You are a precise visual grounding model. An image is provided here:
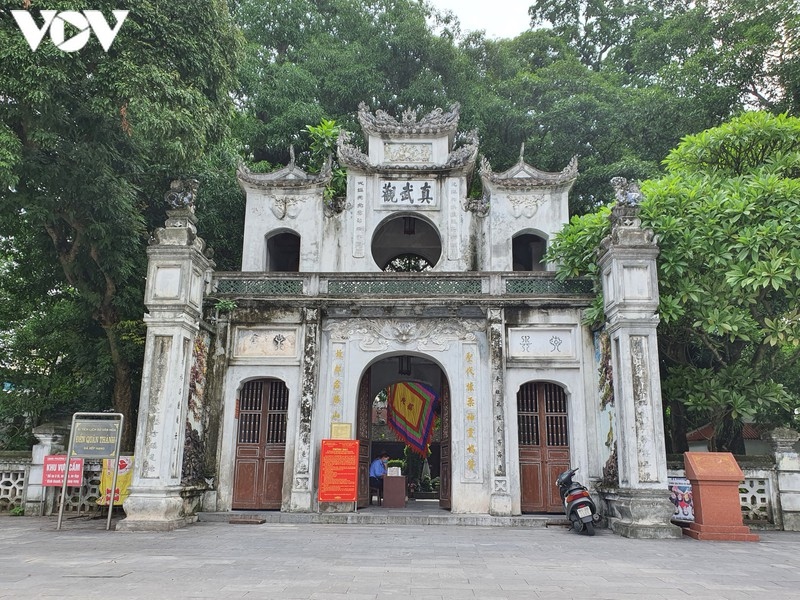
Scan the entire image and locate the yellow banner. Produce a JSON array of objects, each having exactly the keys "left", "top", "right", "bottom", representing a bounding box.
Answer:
[{"left": 97, "top": 456, "right": 133, "bottom": 506}]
